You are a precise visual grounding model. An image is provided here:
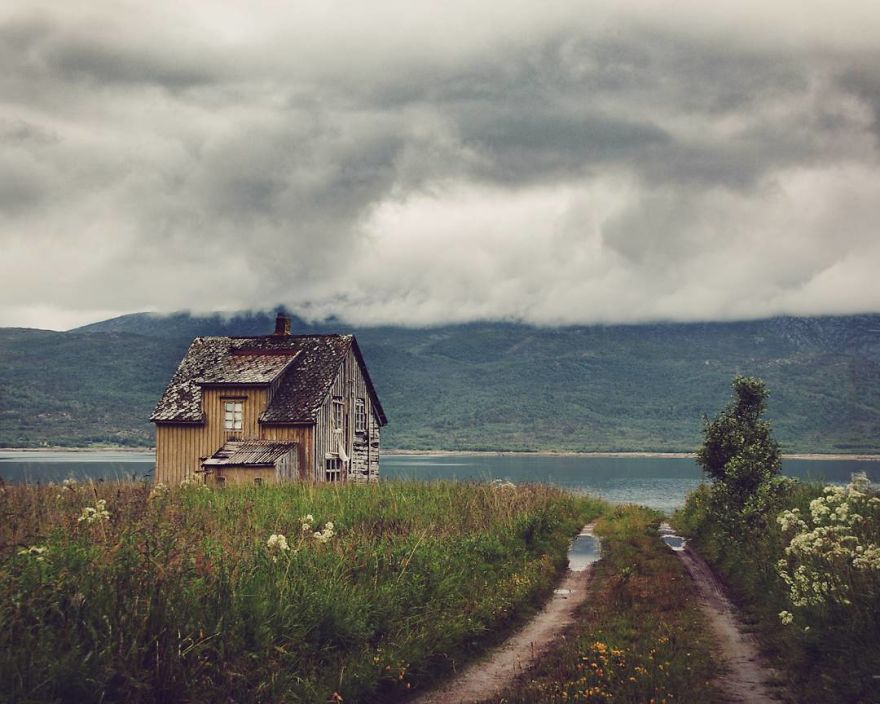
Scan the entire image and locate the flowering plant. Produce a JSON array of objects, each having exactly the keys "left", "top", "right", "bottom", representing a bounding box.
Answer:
[
  {"left": 313, "top": 522, "right": 335, "bottom": 544},
  {"left": 266, "top": 533, "right": 291, "bottom": 562},
  {"left": 17, "top": 545, "right": 48, "bottom": 562},
  {"left": 776, "top": 472, "right": 880, "bottom": 618},
  {"left": 78, "top": 499, "right": 110, "bottom": 525}
]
